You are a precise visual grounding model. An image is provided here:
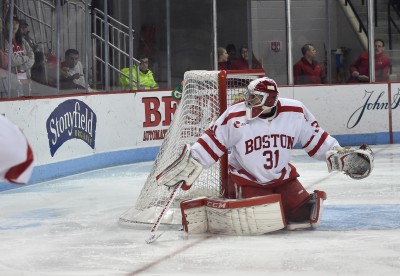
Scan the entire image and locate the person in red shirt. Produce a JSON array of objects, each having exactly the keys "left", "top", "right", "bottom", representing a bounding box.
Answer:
[
  {"left": 293, "top": 43, "right": 325, "bottom": 84},
  {"left": 217, "top": 47, "right": 229, "bottom": 70},
  {"left": 226, "top": 44, "right": 237, "bottom": 68},
  {"left": 231, "top": 47, "right": 249, "bottom": 70},
  {"left": 347, "top": 39, "right": 391, "bottom": 83}
]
